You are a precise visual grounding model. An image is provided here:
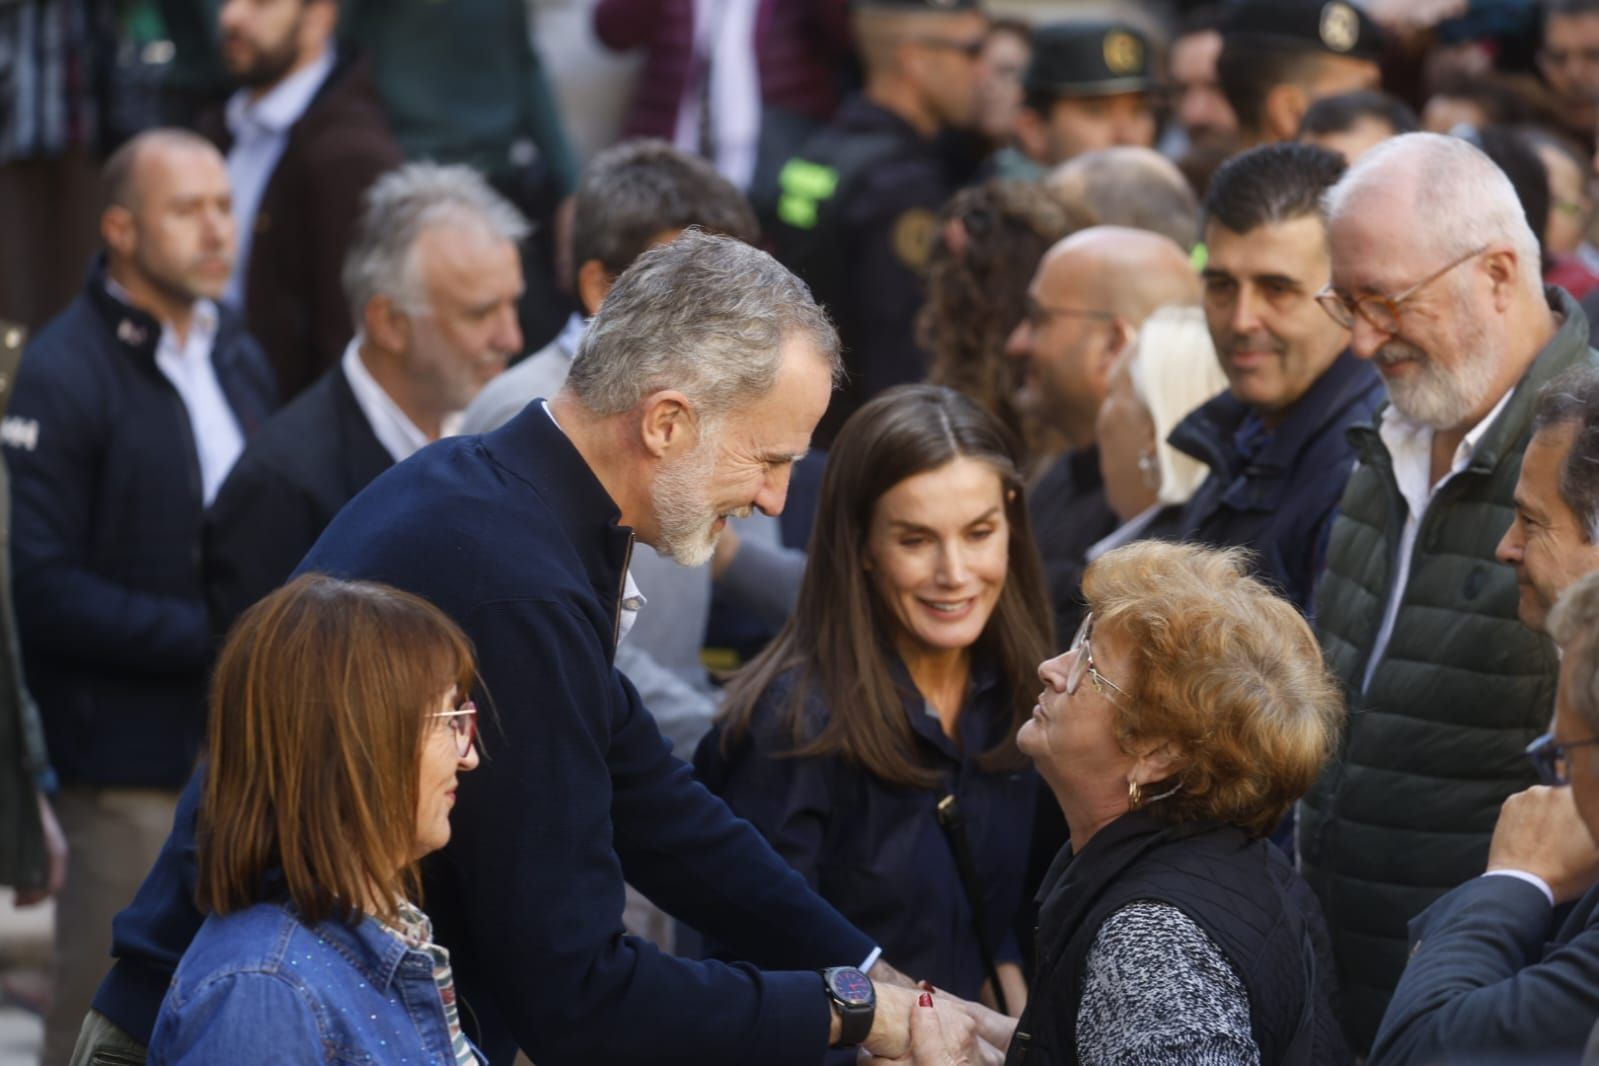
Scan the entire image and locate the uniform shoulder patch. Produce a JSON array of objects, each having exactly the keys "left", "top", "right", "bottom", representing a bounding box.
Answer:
[{"left": 891, "top": 208, "right": 938, "bottom": 273}]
